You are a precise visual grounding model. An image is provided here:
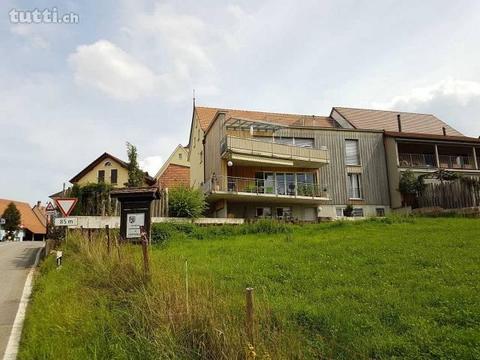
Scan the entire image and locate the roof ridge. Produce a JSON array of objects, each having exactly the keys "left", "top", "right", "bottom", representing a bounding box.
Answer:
[
  {"left": 334, "top": 106, "right": 436, "bottom": 117},
  {"left": 196, "top": 105, "right": 330, "bottom": 118},
  {"left": 0, "top": 198, "right": 30, "bottom": 206}
]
